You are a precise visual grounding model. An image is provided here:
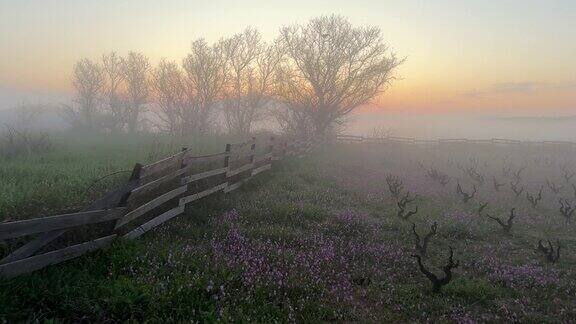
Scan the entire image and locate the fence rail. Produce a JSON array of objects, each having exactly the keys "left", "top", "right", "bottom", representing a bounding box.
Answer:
[{"left": 0, "top": 135, "right": 322, "bottom": 278}]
